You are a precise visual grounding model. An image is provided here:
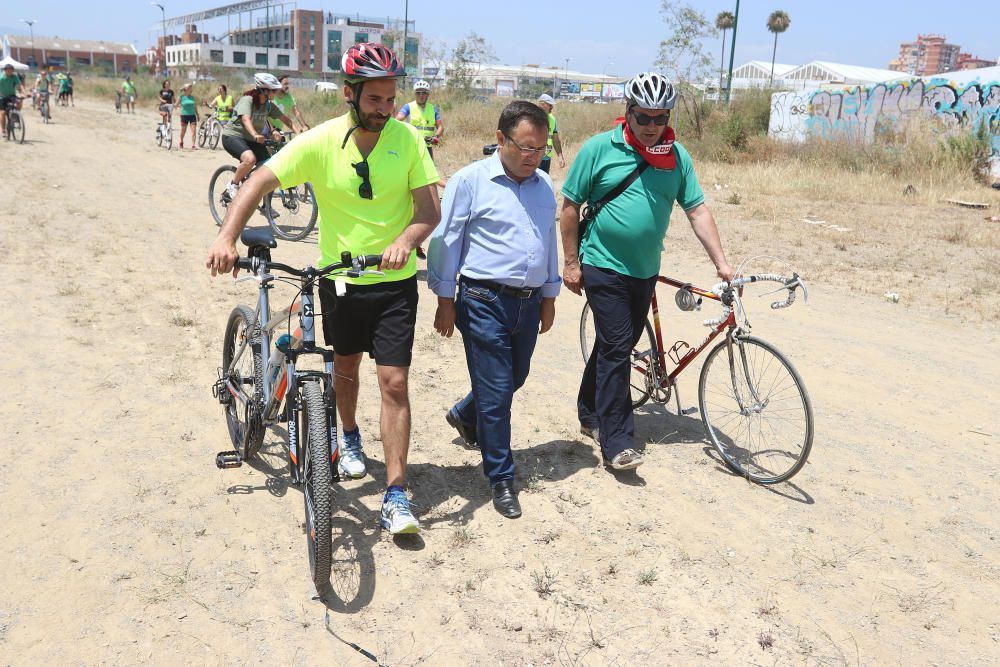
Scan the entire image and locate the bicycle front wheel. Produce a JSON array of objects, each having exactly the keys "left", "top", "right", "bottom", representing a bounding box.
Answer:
[
  {"left": 222, "top": 305, "right": 265, "bottom": 461},
  {"left": 579, "top": 300, "right": 658, "bottom": 410},
  {"left": 164, "top": 125, "right": 172, "bottom": 150},
  {"left": 301, "top": 379, "right": 333, "bottom": 594},
  {"left": 264, "top": 182, "right": 318, "bottom": 241},
  {"left": 698, "top": 335, "right": 813, "bottom": 484},
  {"left": 208, "top": 165, "right": 237, "bottom": 226},
  {"left": 197, "top": 120, "right": 208, "bottom": 147},
  {"left": 209, "top": 122, "right": 222, "bottom": 150},
  {"left": 10, "top": 111, "right": 25, "bottom": 144}
]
